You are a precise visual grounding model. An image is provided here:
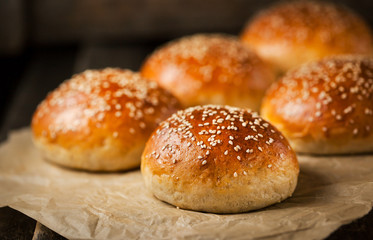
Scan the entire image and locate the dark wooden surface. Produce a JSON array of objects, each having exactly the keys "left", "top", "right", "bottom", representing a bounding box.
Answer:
[
  {"left": 2, "top": 0, "right": 373, "bottom": 55},
  {"left": 1, "top": 44, "right": 373, "bottom": 239}
]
